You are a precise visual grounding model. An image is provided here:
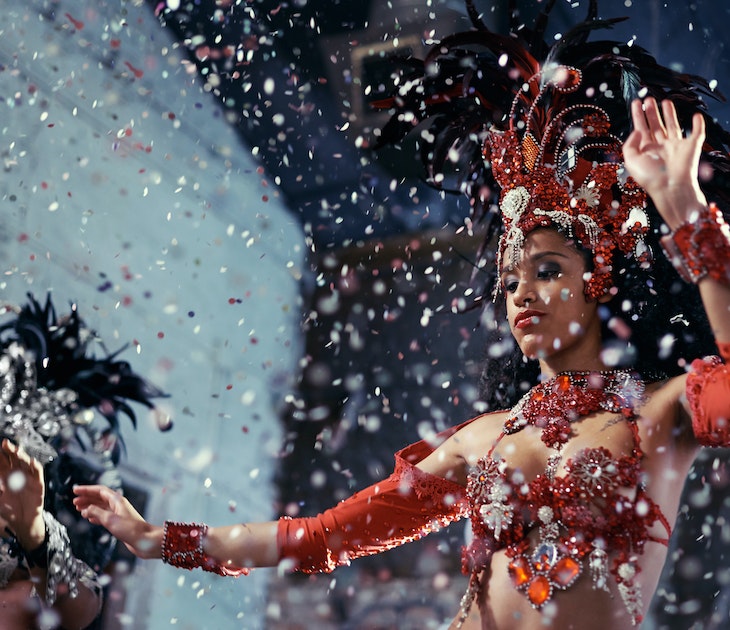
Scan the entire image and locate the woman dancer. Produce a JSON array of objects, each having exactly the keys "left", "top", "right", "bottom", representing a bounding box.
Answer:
[
  {"left": 73, "top": 4, "right": 730, "bottom": 628},
  {"left": 0, "top": 295, "right": 165, "bottom": 629}
]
